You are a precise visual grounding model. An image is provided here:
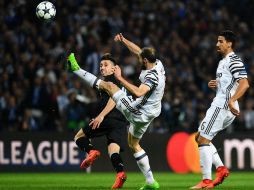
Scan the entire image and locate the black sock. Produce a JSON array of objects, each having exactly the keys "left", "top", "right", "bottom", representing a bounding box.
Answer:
[
  {"left": 110, "top": 153, "right": 124, "bottom": 173},
  {"left": 75, "top": 136, "right": 94, "bottom": 153}
]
